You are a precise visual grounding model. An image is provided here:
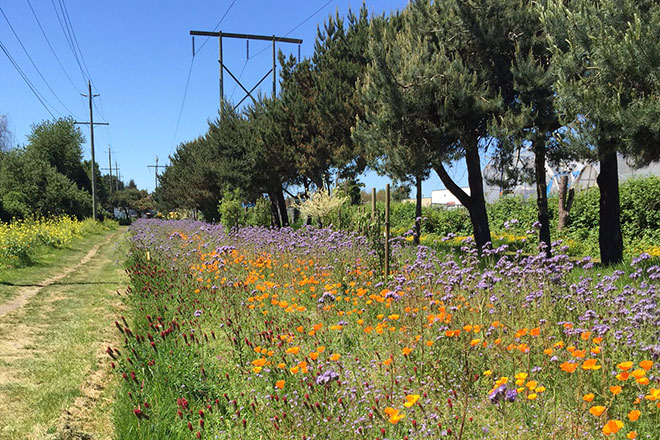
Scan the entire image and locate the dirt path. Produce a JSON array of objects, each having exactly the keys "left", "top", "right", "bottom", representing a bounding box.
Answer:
[
  {"left": 0, "top": 235, "right": 110, "bottom": 319},
  {"left": 0, "top": 228, "right": 127, "bottom": 440}
]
